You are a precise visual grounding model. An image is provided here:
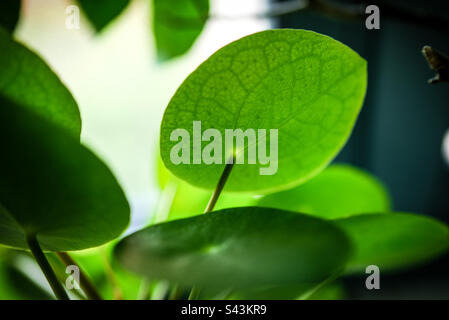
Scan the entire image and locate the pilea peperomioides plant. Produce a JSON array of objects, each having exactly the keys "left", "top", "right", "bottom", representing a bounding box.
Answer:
[
  {"left": 0, "top": 27, "right": 448, "bottom": 300},
  {"left": 114, "top": 30, "right": 449, "bottom": 299}
]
